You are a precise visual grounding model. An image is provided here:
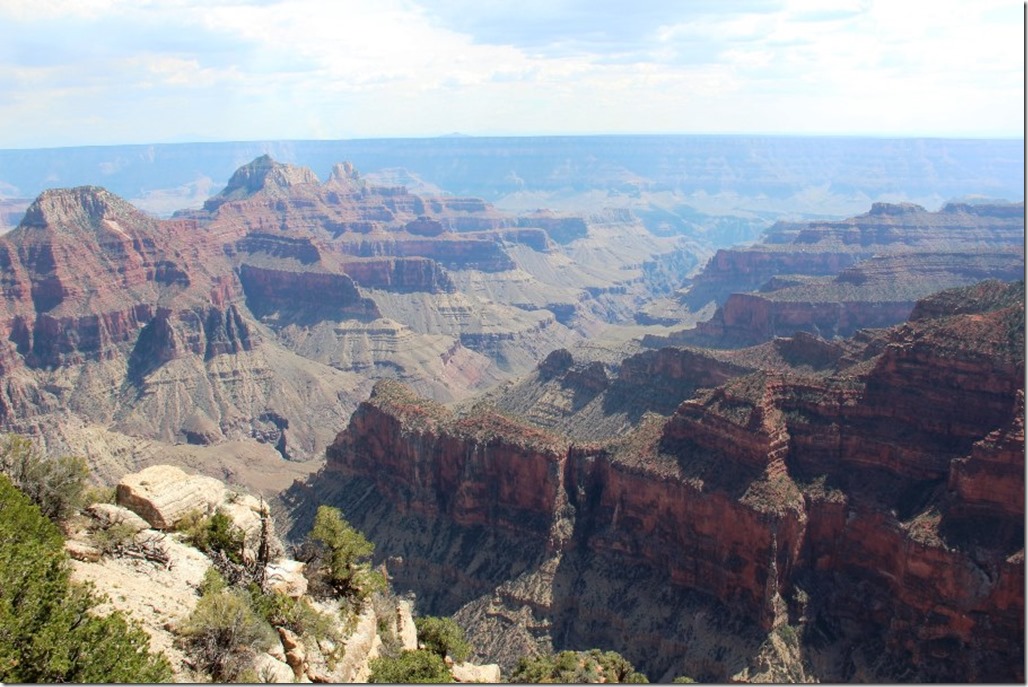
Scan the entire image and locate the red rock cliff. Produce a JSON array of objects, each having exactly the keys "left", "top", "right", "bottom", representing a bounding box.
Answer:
[{"left": 321, "top": 281, "right": 1024, "bottom": 681}]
